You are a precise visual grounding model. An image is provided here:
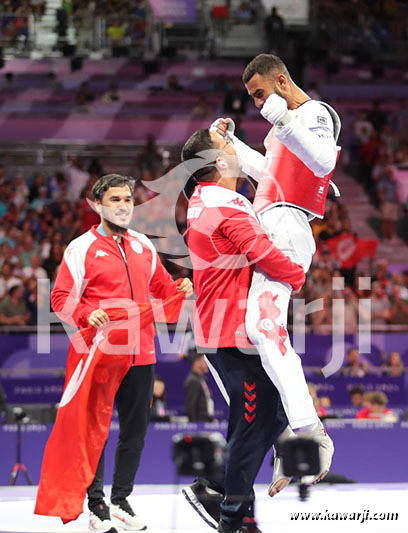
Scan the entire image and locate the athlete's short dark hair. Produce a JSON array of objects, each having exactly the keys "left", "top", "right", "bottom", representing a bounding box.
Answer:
[
  {"left": 92, "top": 174, "right": 135, "bottom": 201},
  {"left": 242, "top": 54, "right": 290, "bottom": 84},
  {"left": 181, "top": 129, "right": 218, "bottom": 182}
]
